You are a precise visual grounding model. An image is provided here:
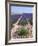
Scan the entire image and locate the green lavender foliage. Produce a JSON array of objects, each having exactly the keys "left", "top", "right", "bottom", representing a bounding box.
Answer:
[{"left": 16, "top": 27, "right": 29, "bottom": 36}]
